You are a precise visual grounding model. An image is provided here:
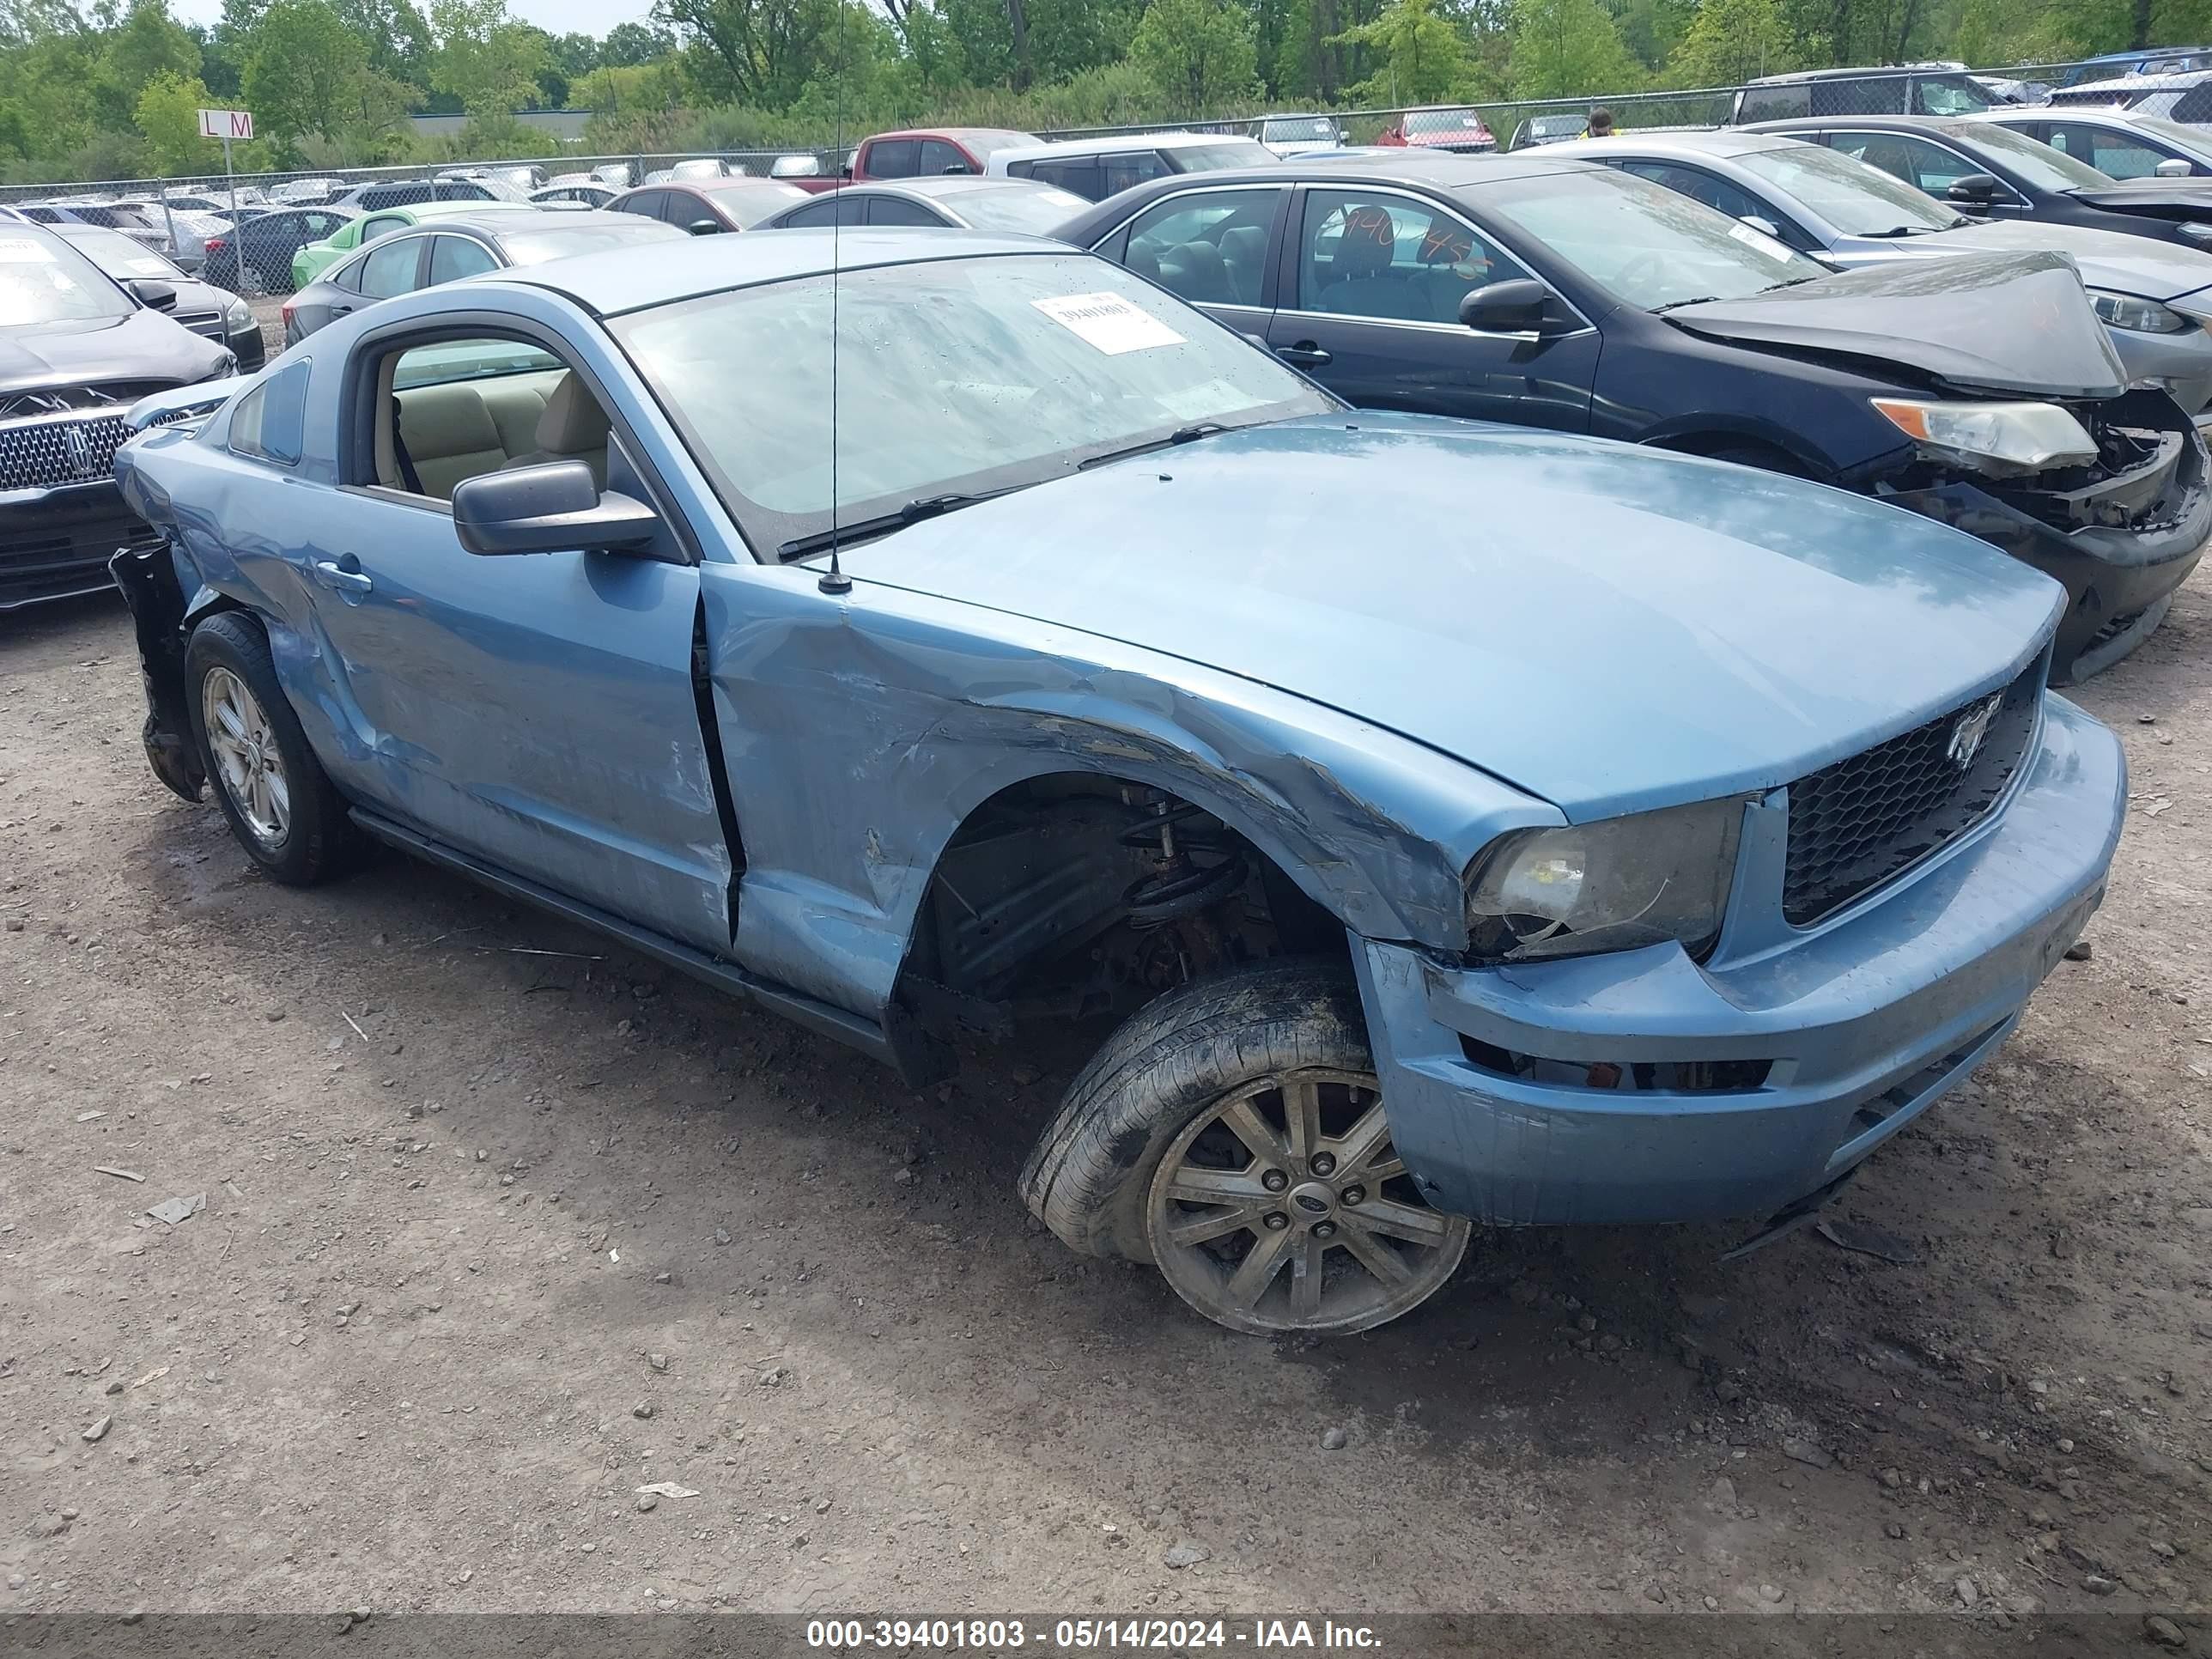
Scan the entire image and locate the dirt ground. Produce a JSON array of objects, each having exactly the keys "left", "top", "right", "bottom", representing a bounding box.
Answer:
[{"left": 2, "top": 538, "right": 2209, "bottom": 1631}]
